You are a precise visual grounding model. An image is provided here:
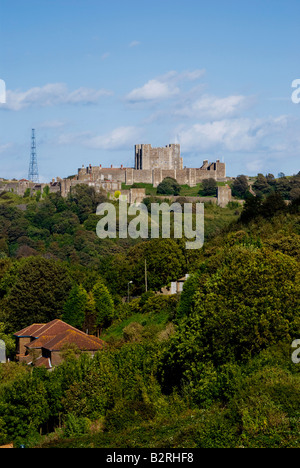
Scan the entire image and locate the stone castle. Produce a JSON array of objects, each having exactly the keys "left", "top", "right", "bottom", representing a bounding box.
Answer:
[
  {"left": 74, "top": 143, "right": 226, "bottom": 192},
  {"left": 0, "top": 144, "right": 229, "bottom": 204}
]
